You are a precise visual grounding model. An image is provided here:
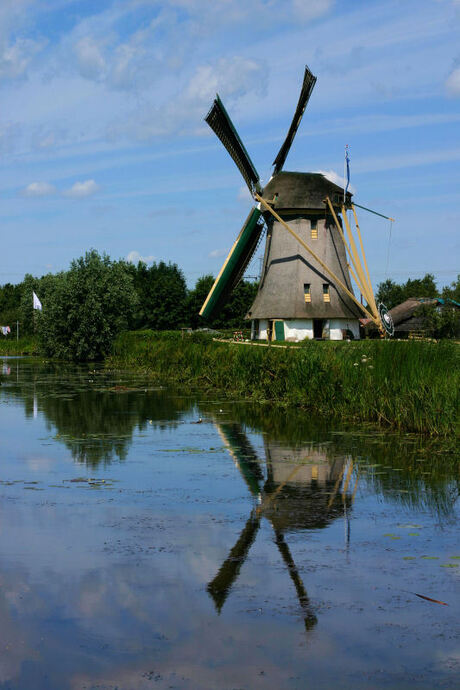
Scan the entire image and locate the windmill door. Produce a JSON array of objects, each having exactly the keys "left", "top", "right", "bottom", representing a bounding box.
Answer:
[{"left": 274, "top": 320, "right": 285, "bottom": 341}]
